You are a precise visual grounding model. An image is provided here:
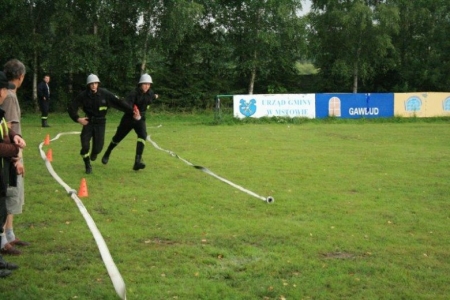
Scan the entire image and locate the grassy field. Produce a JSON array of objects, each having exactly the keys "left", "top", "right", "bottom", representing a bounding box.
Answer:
[{"left": 1, "top": 112, "right": 449, "bottom": 299}]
